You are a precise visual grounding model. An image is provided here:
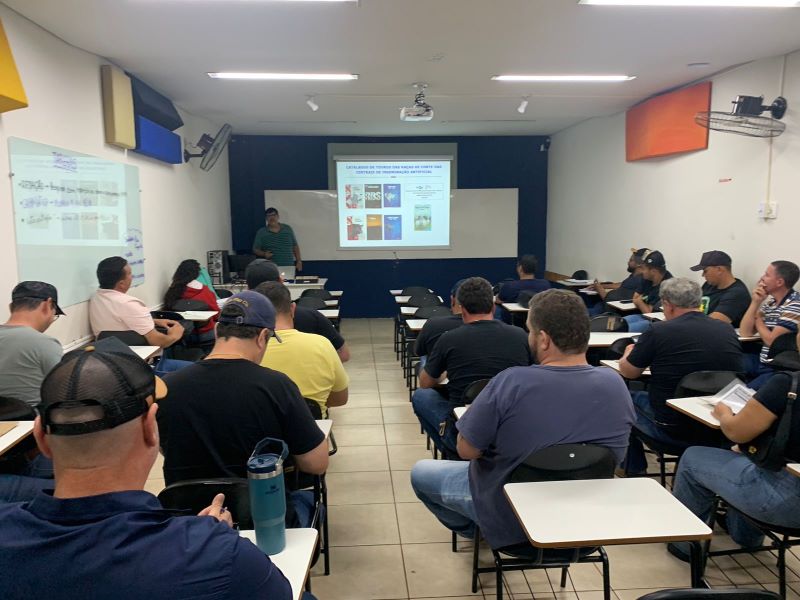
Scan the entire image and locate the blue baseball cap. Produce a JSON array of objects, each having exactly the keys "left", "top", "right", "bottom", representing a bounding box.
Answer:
[{"left": 218, "top": 291, "right": 282, "bottom": 341}]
